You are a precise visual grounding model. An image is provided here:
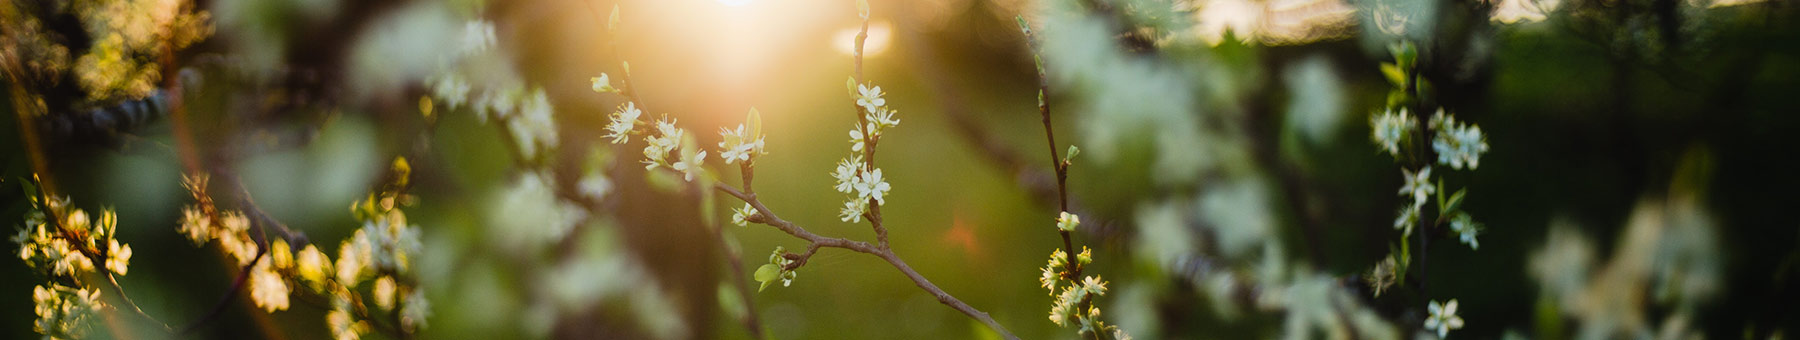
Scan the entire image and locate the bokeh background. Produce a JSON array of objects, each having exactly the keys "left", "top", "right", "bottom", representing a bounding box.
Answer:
[{"left": 3, "top": 0, "right": 1798, "bottom": 339}]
